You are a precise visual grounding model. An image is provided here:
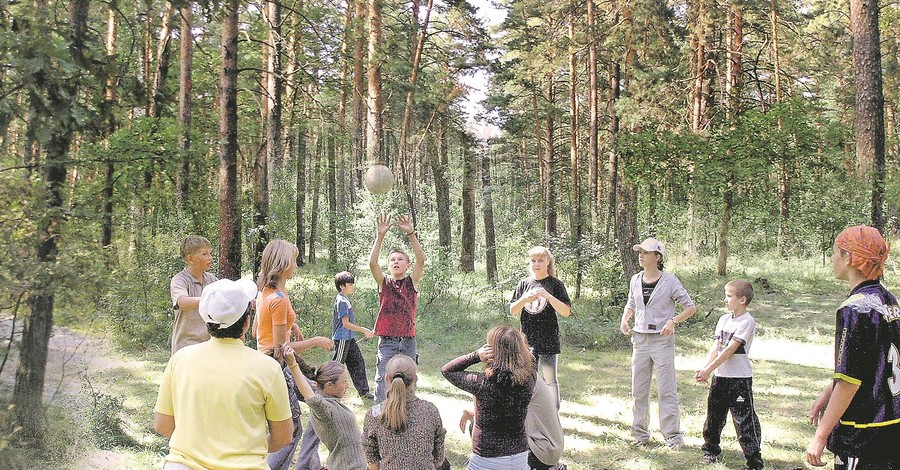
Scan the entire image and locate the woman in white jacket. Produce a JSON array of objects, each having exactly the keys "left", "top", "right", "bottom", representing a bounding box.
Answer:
[{"left": 619, "top": 237, "right": 697, "bottom": 449}]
